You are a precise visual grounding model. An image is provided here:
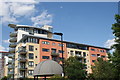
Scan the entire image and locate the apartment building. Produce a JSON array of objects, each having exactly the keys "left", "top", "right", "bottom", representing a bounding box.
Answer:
[
  {"left": 8, "top": 24, "right": 109, "bottom": 79},
  {"left": 0, "top": 51, "right": 10, "bottom": 79}
]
